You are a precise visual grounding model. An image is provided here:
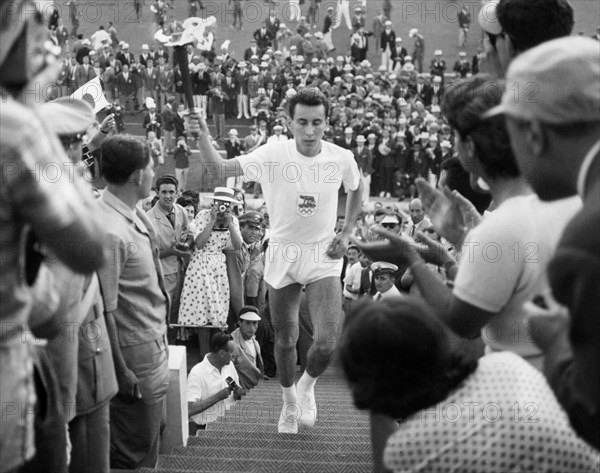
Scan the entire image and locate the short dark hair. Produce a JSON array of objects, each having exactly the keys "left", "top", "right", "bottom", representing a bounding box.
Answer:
[
  {"left": 441, "top": 157, "right": 492, "bottom": 214},
  {"left": 100, "top": 134, "right": 150, "bottom": 185},
  {"left": 209, "top": 332, "right": 233, "bottom": 354},
  {"left": 497, "top": 0, "right": 574, "bottom": 54},
  {"left": 340, "top": 298, "right": 478, "bottom": 419},
  {"left": 287, "top": 88, "right": 330, "bottom": 120},
  {"left": 442, "top": 75, "right": 520, "bottom": 180},
  {"left": 155, "top": 174, "right": 179, "bottom": 191},
  {"left": 176, "top": 195, "right": 197, "bottom": 213}
]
